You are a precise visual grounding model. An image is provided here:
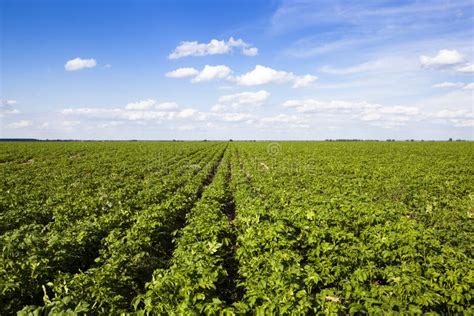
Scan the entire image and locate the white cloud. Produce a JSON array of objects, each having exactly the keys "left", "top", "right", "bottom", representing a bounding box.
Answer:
[
  {"left": 283, "top": 98, "right": 420, "bottom": 128},
  {"left": 283, "top": 99, "right": 378, "bottom": 112},
  {"left": 165, "top": 67, "right": 199, "bottom": 78},
  {"left": 1, "top": 100, "right": 17, "bottom": 106},
  {"left": 192, "top": 65, "right": 232, "bottom": 83},
  {"left": 456, "top": 63, "right": 474, "bottom": 73},
  {"left": 429, "top": 108, "right": 474, "bottom": 127},
  {"left": 125, "top": 99, "right": 157, "bottom": 110},
  {"left": 378, "top": 106, "right": 419, "bottom": 115},
  {"left": 98, "top": 121, "right": 122, "bottom": 128},
  {"left": 453, "top": 120, "right": 474, "bottom": 127},
  {"left": 233, "top": 65, "right": 317, "bottom": 88},
  {"left": 432, "top": 82, "right": 464, "bottom": 88},
  {"left": 0, "top": 99, "right": 20, "bottom": 117},
  {"left": 168, "top": 37, "right": 258, "bottom": 59},
  {"left": 8, "top": 120, "right": 32, "bottom": 128},
  {"left": 62, "top": 120, "right": 80, "bottom": 127},
  {"left": 234, "top": 65, "right": 292, "bottom": 86},
  {"left": 166, "top": 64, "right": 315, "bottom": 87},
  {"left": 242, "top": 47, "right": 258, "bottom": 56},
  {"left": 64, "top": 57, "right": 97, "bottom": 71},
  {"left": 431, "top": 109, "right": 474, "bottom": 119},
  {"left": 156, "top": 102, "right": 179, "bottom": 111},
  {"left": 62, "top": 99, "right": 204, "bottom": 123},
  {"left": 258, "top": 114, "right": 309, "bottom": 129},
  {"left": 431, "top": 82, "right": 474, "bottom": 90},
  {"left": 420, "top": 49, "right": 465, "bottom": 67},
  {"left": 218, "top": 112, "right": 254, "bottom": 122},
  {"left": 292, "top": 74, "right": 318, "bottom": 88},
  {"left": 63, "top": 107, "right": 176, "bottom": 121},
  {"left": 260, "top": 114, "right": 306, "bottom": 124},
  {"left": 177, "top": 108, "right": 197, "bottom": 118},
  {"left": 359, "top": 106, "right": 419, "bottom": 125},
  {"left": 217, "top": 90, "right": 270, "bottom": 109},
  {"left": 123, "top": 111, "right": 176, "bottom": 121},
  {"left": 463, "top": 83, "right": 474, "bottom": 90},
  {"left": 210, "top": 104, "right": 225, "bottom": 112}
]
